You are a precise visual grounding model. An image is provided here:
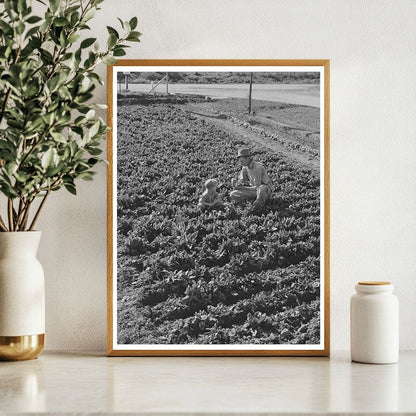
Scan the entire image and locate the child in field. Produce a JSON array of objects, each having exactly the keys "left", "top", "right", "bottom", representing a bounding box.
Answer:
[{"left": 198, "top": 179, "right": 223, "bottom": 211}]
